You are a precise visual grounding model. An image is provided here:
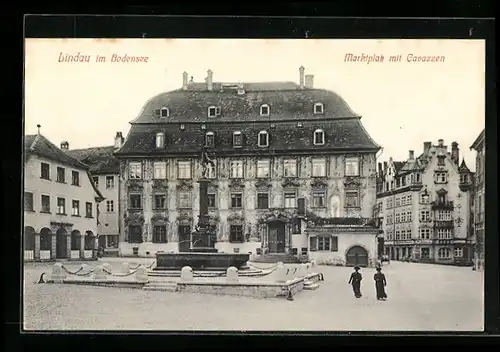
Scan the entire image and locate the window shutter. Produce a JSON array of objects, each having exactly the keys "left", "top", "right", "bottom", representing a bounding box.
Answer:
[
  {"left": 309, "top": 236, "right": 317, "bottom": 251},
  {"left": 331, "top": 236, "right": 338, "bottom": 252}
]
